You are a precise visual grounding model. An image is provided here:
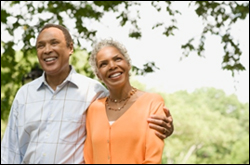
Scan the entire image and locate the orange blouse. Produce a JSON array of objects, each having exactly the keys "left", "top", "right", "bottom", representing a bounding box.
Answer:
[{"left": 84, "top": 93, "right": 165, "bottom": 164}]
